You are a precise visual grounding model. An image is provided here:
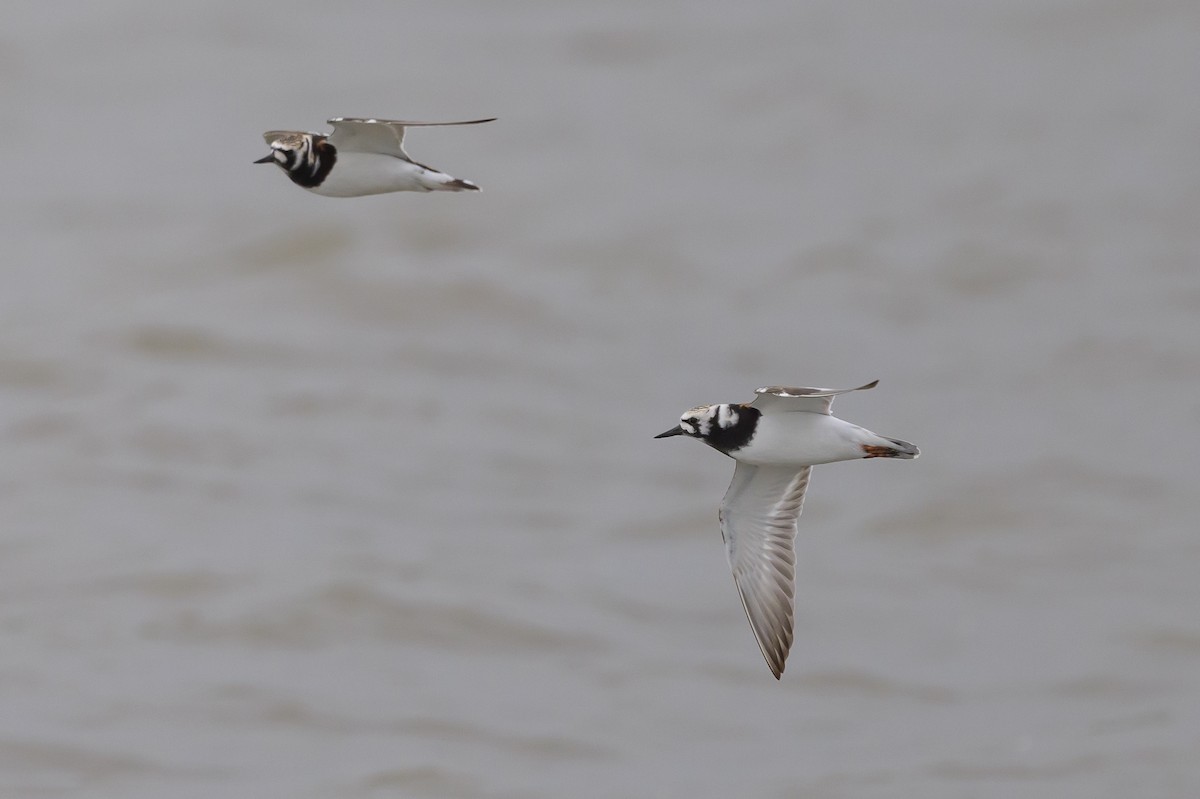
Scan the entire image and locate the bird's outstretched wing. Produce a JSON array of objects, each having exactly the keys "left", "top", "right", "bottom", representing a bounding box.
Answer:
[
  {"left": 719, "top": 462, "right": 812, "bottom": 678},
  {"left": 326, "top": 117, "right": 496, "bottom": 159},
  {"left": 750, "top": 380, "right": 878, "bottom": 415}
]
